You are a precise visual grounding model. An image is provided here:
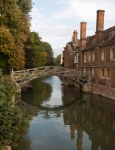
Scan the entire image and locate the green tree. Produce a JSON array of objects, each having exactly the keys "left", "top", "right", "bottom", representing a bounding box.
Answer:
[
  {"left": 0, "top": 0, "right": 32, "bottom": 70},
  {"left": 25, "top": 32, "right": 48, "bottom": 68},
  {"left": 53, "top": 54, "right": 61, "bottom": 66},
  {"left": 0, "top": 26, "right": 16, "bottom": 71},
  {"left": 25, "top": 32, "right": 54, "bottom": 68},
  {"left": 42, "top": 41, "right": 54, "bottom": 66}
]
